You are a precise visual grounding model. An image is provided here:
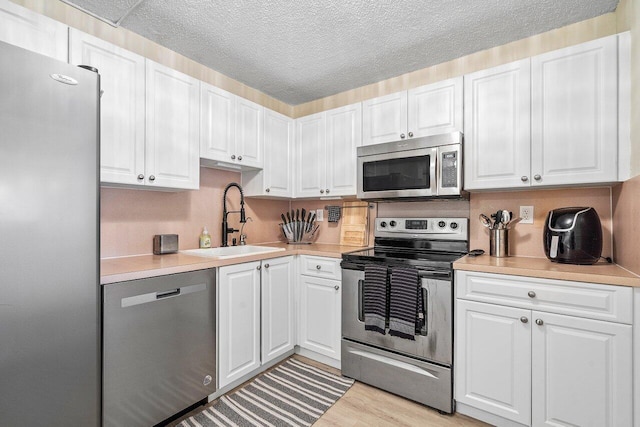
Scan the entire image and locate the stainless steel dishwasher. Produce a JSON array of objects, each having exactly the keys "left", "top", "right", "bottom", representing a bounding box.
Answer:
[{"left": 103, "top": 269, "right": 216, "bottom": 427}]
